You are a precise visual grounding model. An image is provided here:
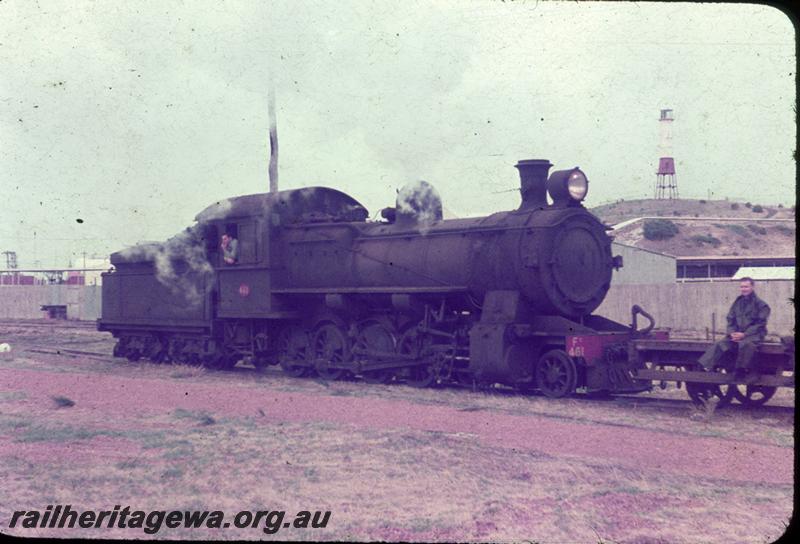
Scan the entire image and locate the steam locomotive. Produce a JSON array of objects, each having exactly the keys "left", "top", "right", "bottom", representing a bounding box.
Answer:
[{"left": 98, "top": 159, "right": 652, "bottom": 398}]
